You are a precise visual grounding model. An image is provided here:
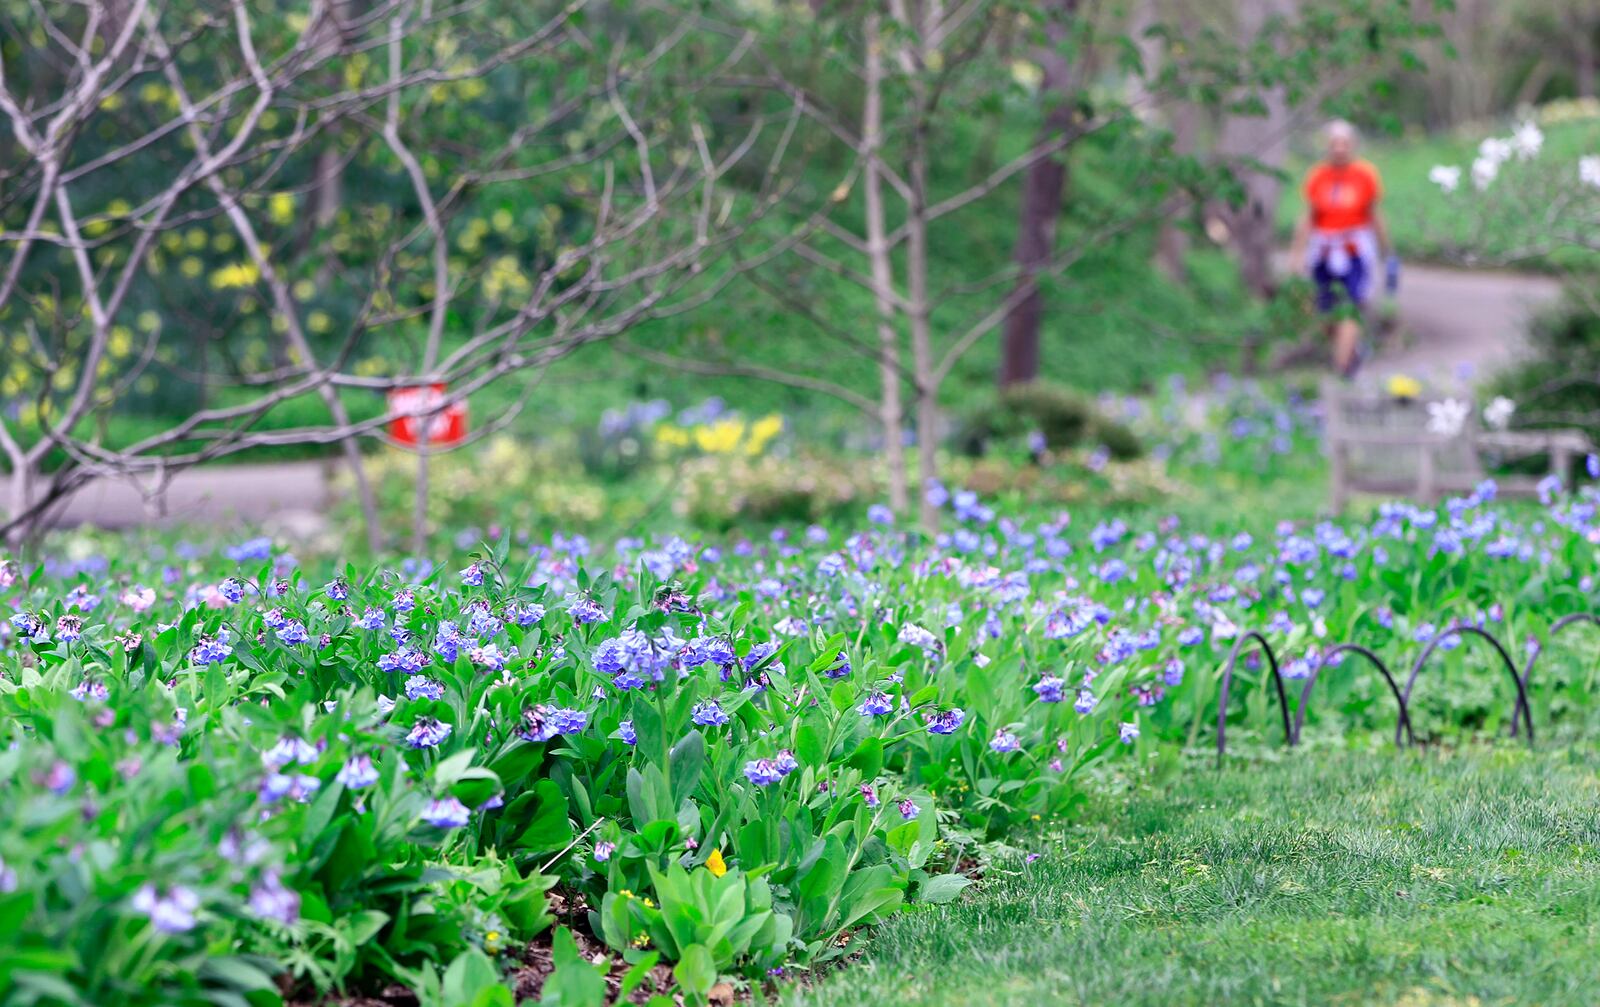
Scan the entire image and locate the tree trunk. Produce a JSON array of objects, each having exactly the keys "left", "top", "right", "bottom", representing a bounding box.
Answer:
[
  {"left": 4, "top": 459, "right": 36, "bottom": 548},
  {"left": 862, "top": 15, "right": 909, "bottom": 515},
  {"left": 1577, "top": 24, "right": 1597, "bottom": 100},
  {"left": 907, "top": 122, "right": 939, "bottom": 531},
  {"left": 1514, "top": 58, "right": 1555, "bottom": 109},
  {"left": 1217, "top": 0, "right": 1295, "bottom": 301},
  {"left": 1153, "top": 103, "right": 1197, "bottom": 284},
  {"left": 998, "top": 0, "right": 1079, "bottom": 389}
]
